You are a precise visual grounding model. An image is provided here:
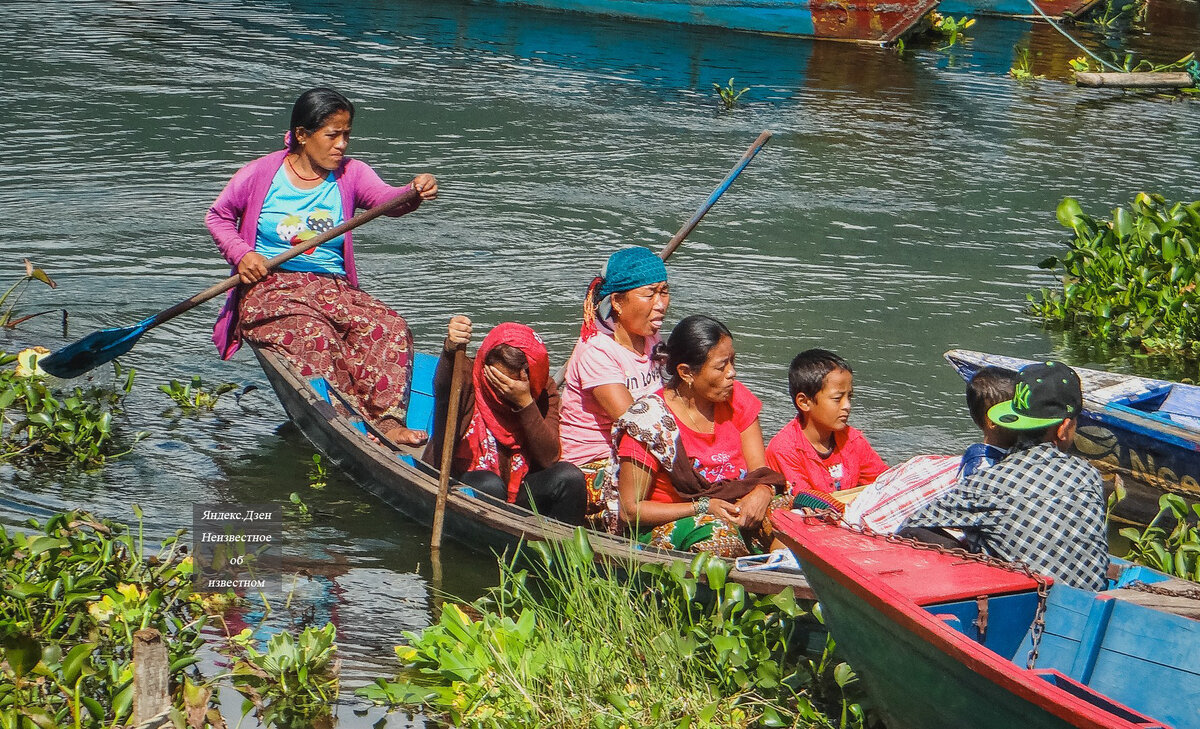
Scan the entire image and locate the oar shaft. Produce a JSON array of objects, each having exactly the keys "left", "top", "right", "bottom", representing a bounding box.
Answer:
[
  {"left": 432, "top": 346, "right": 468, "bottom": 550},
  {"left": 148, "top": 188, "right": 420, "bottom": 328},
  {"left": 658, "top": 129, "right": 772, "bottom": 262}
]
